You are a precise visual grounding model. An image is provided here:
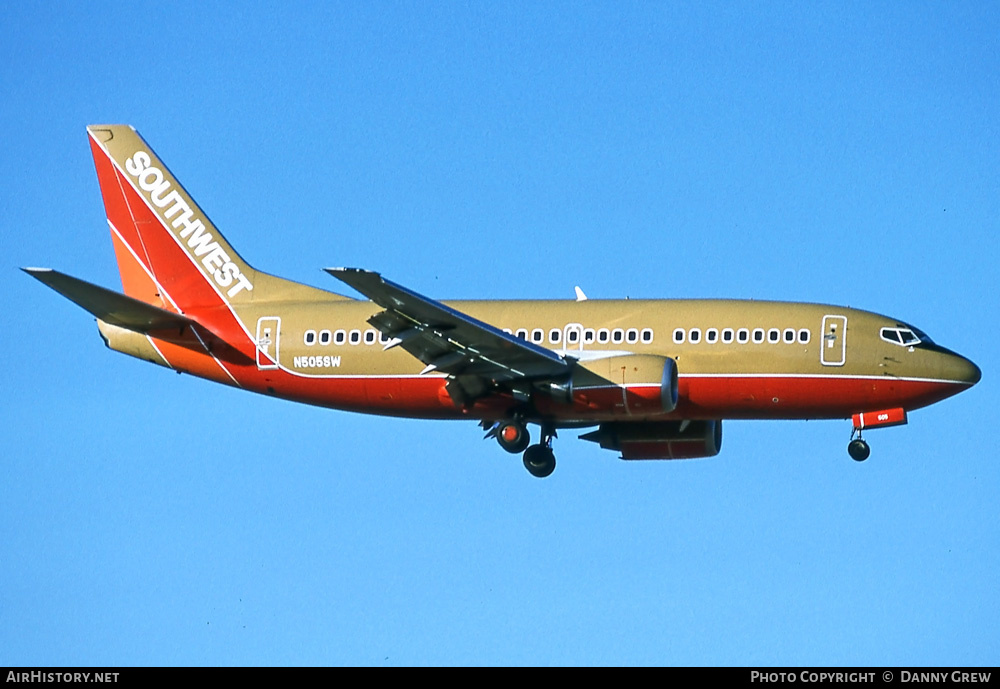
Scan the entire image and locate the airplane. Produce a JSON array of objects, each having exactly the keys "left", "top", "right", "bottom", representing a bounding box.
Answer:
[{"left": 24, "top": 125, "right": 981, "bottom": 477}]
